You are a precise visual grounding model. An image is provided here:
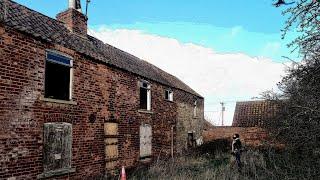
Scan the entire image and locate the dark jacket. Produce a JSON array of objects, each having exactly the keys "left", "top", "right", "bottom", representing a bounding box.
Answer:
[{"left": 232, "top": 138, "right": 242, "bottom": 153}]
